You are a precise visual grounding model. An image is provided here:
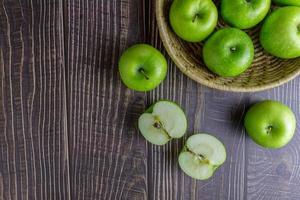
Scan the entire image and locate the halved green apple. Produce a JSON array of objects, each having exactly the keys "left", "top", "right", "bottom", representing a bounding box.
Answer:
[
  {"left": 179, "top": 134, "right": 226, "bottom": 180},
  {"left": 138, "top": 101, "right": 187, "bottom": 145}
]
